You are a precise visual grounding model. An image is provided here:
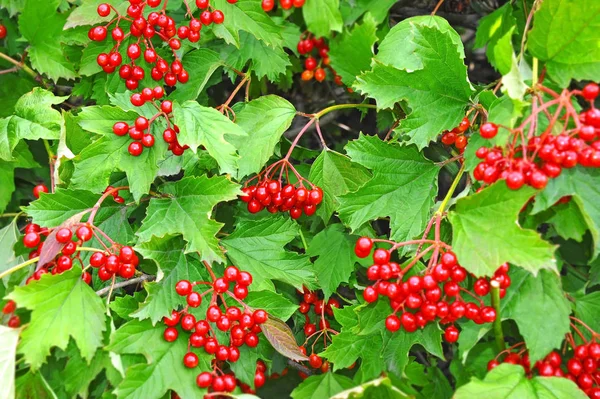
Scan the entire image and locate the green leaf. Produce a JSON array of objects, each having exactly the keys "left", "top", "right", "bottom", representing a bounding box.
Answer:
[
  {"left": 110, "top": 291, "right": 146, "bottom": 320},
  {"left": 0, "top": 75, "right": 36, "bottom": 119},
  {"left": 169, "top": 49, "right": 223, "bottom": 102},
  {"left": 547, "top": 201, "right": 588, "bottom": 242},
  {"left": 230, "top": 95, "right": 296, "bottom": 179},
  {"left": 19, "top": 0, "right": 77, "bottom": 81},
  {"left": 222, "top": 215, "right": 316, "bottom": 290},
  {"left": 25, "top": 188, "right": 100, "bottom": 227},
  {"left": 573, "top": 291, "right": 600, "bottom": 334},
  {"left": 338, "top": 135, "right": 439, "bottom": 243},
  {"left": 329, "top": 14, "right": 377, "bottom": 86},
  {"left": 76, "top": 105, "right": 138, "bottom": 136},
  {"left": 321, "top": 330, "right": 383, "bottom": 372},
  {"left": 15, "top": 371, "right": 57, "bottom": 399},
  {"left": 308, "top": 150, "right": 371, "bottom": 223},
  {"left": 7, "top": 268, "right": 106, "bottom": 370},
  {"left": 532, "top": 167, "right": 600, "bottom": 259},
  {"left": 528, "top": 0, "right": 600, "bottom": 87},
  {"left": 136, "top": 175, "right": 240, "bottom": 263},
  {"left": 308, "top": 224, "right": 357, "bottom": 299},
  {"left": 291, "top": 373, "right": 355, "bottom": 399},
  {"left": 107, "top": 319, "right": 212, "bottom": 399},
  {"left": 454, "top": 363, "right": 588, "bottom": 399},
  {"left": 172, "top": 101, "right": 246, "bottom": 175},
  {"left": 221, "top": 32, "right": 291, "bottom": 82},
  {"left": 503, "top": 269, "right": 571, "bottom": 363},
  {"left": 211, "top": 0, "right": 284, "bottom": 49},
  {"left": 1, "top": 88, "right": 67, "bottom": 160},
  {"left": 63, "top": 350, "right": 110, "bottom": 399},
  {"left": 0, "top": 161, "right": 16, "bottom": 214},
  {"left": 0, "top": 325, "right": 20, "bottom": 399},
  {"left": 71, "top": 131, "right": 164, "bottom": 202},
  {"left": 376, "top": 16, "right": 464, "bottom": 72},
  {"left": 0, "top": 220, "right": 24, "bottom": 287},
  {"left": 340, "top": 1, "right": 397, "bottom": 25},
  {"left": 302, "top": 0, "right": 343, "bottom": 38},
  {"left": 449, "top": 183, "right": 556, "bottom": 276},
  {"left": 64, "top": 0, "right": 125, "bottom": 29},
  {"left": 329, "top": 376, "right": 412, "bottom": 399},
  {"left": 244, "top": 290, "right": 298, "bottom": 321},
  {"left": 355, "top": 18, "right": 474, "bottom": 149},
  {"left": 383, "top": 323, "right": 444, "bottom": 378},
  {"left": 132, "top": 236, "right": 206, "bottom": 324}
]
